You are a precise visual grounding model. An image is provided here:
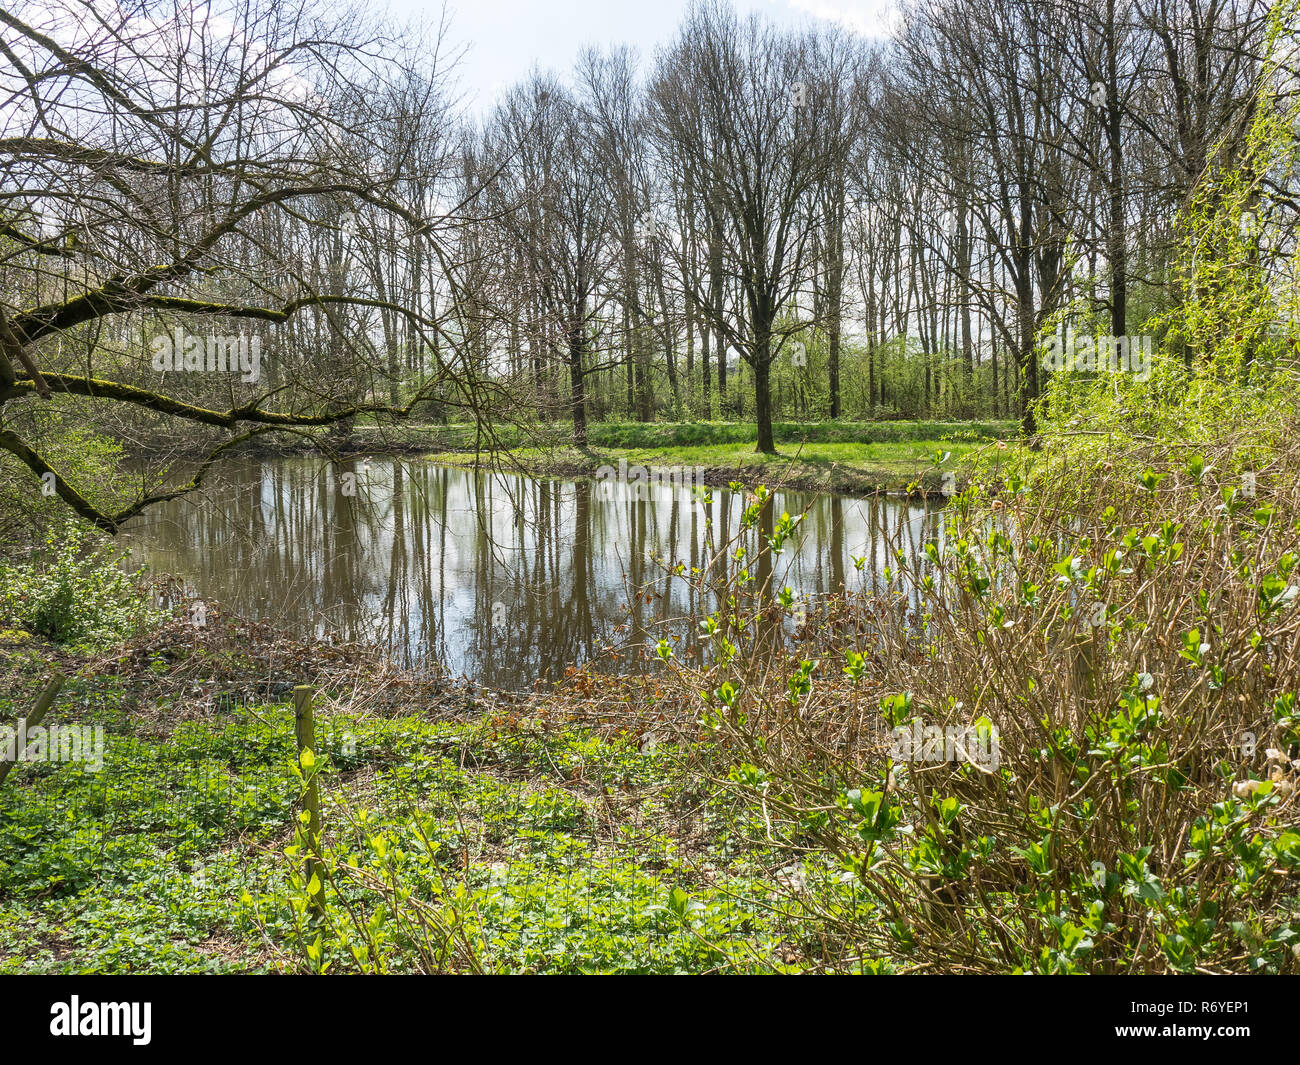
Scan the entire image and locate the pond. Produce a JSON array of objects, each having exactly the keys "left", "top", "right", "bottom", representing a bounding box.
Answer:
[{"left": 119, "top": 456, "right": 941, "bottom": 690}]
